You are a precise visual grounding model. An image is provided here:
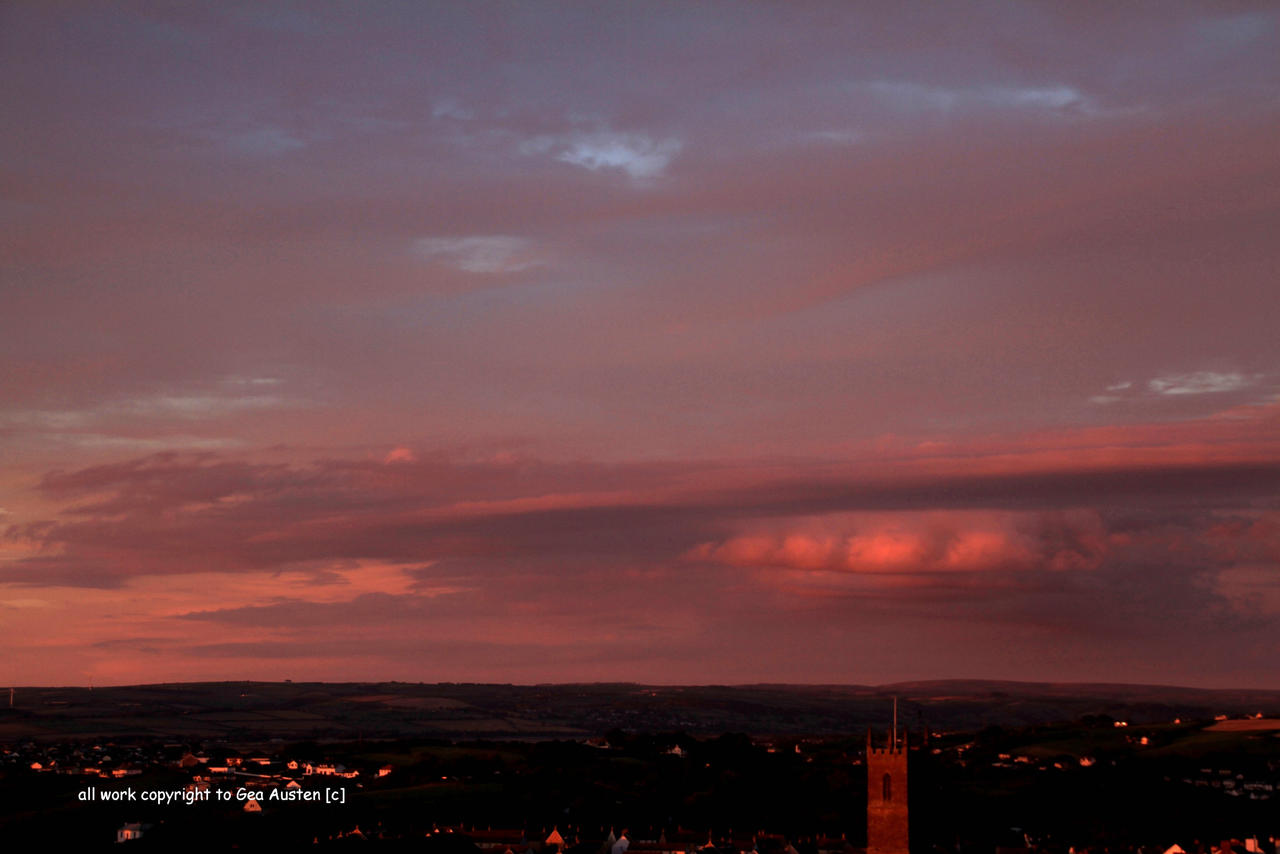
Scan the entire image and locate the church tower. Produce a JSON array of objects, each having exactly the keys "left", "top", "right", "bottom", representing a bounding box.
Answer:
[{"left": 866, "top": 700, "right": 908, "bottom": 854}]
